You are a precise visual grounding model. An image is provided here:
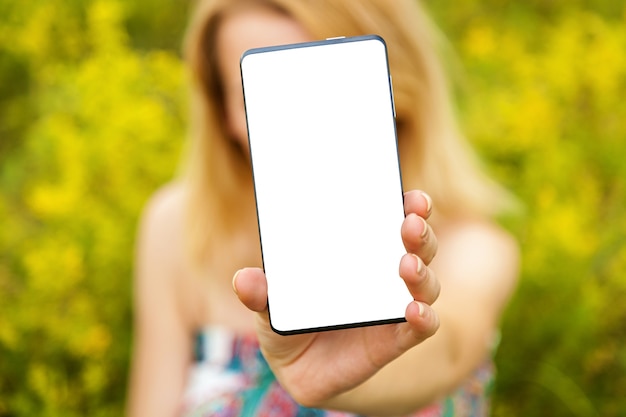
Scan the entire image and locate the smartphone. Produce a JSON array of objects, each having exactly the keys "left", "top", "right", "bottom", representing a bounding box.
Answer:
[{"left": 241, "top": 35, "right": 411, "bottom": 334}]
